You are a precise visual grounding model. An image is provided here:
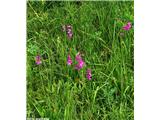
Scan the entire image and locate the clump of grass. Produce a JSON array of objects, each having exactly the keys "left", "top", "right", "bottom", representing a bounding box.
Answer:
[{"left": 27, "top": 1, "right": 134, "bottom": 120}]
